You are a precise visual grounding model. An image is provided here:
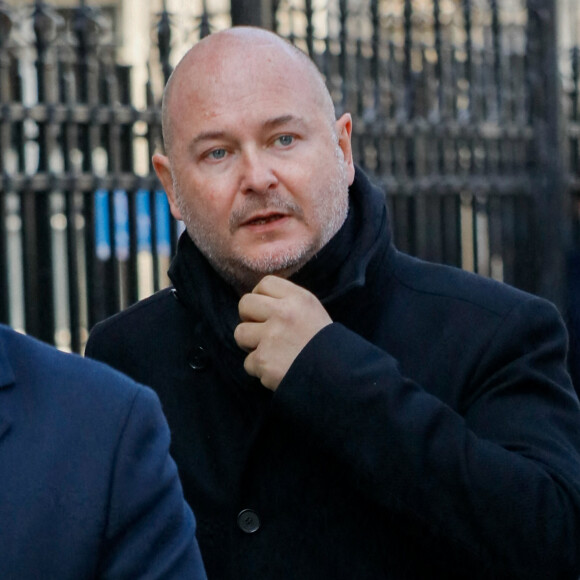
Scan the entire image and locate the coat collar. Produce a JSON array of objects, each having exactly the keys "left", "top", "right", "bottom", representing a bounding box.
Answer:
[{"left": 289, "top": 167, "right": 391, "bottom": 304}]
